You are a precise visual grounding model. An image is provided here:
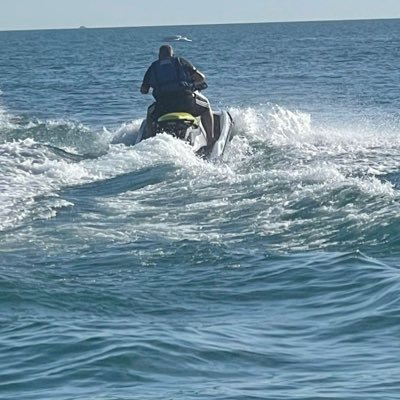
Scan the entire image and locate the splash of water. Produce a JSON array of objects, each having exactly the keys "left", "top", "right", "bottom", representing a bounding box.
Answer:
[{"left": 1, "top": 104, "right": 400, "bottom": 254}]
